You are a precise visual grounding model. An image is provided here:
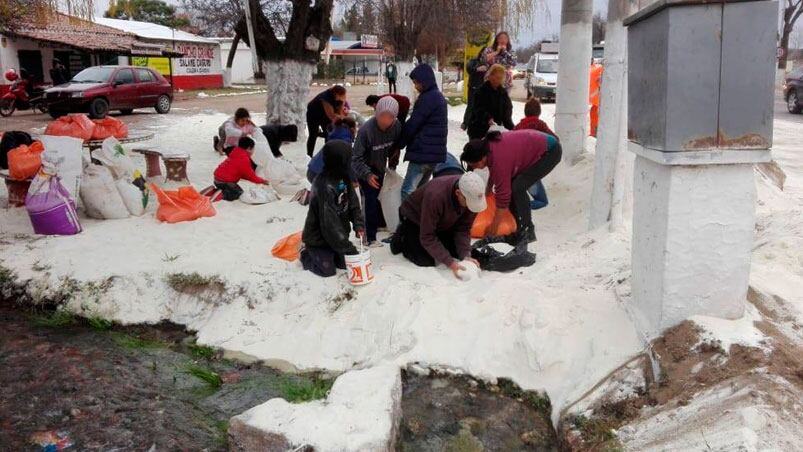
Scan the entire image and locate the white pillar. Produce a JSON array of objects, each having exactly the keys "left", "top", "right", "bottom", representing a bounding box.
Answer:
[
  {"left": 629, "top": 146, "right": 769, "bottom": 333},
  {"left": 242, "top": 0, "right": 260, "bottom": 78},
  {"left": 555, "top": 0, "right": 593, "bottom": 165}
]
